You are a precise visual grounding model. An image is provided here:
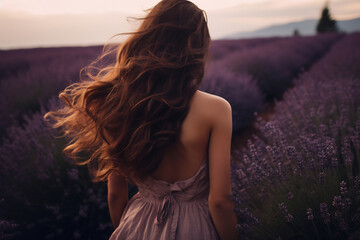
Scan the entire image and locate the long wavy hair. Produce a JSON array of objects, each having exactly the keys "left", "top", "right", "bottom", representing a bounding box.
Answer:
[{"left": 44, "top": 0, "right": 210, "bottom": 182}]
